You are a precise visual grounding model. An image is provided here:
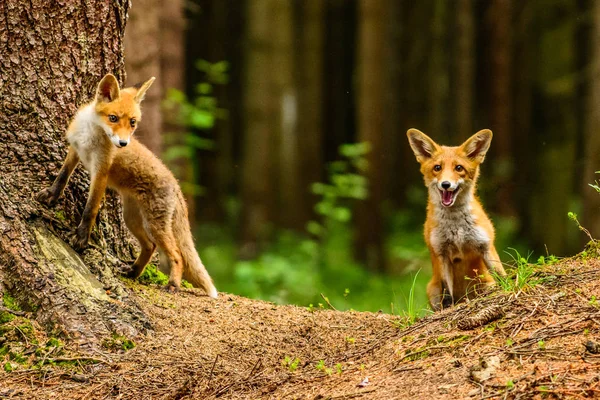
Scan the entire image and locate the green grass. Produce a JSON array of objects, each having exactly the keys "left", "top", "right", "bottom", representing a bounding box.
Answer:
[{"left": 493, "top": 248, "right": 551, "bottom": 293}]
